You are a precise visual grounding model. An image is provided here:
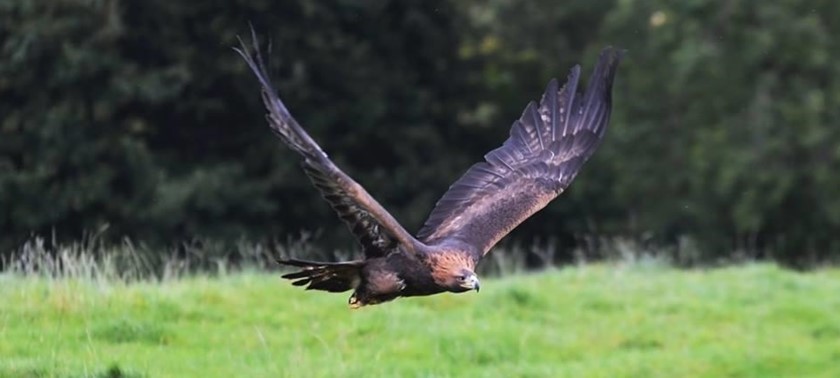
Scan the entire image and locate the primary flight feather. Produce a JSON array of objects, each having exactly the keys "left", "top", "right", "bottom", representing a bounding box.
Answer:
[{"left": 235, "top": 31, "right": 622, "bottom": 308}]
